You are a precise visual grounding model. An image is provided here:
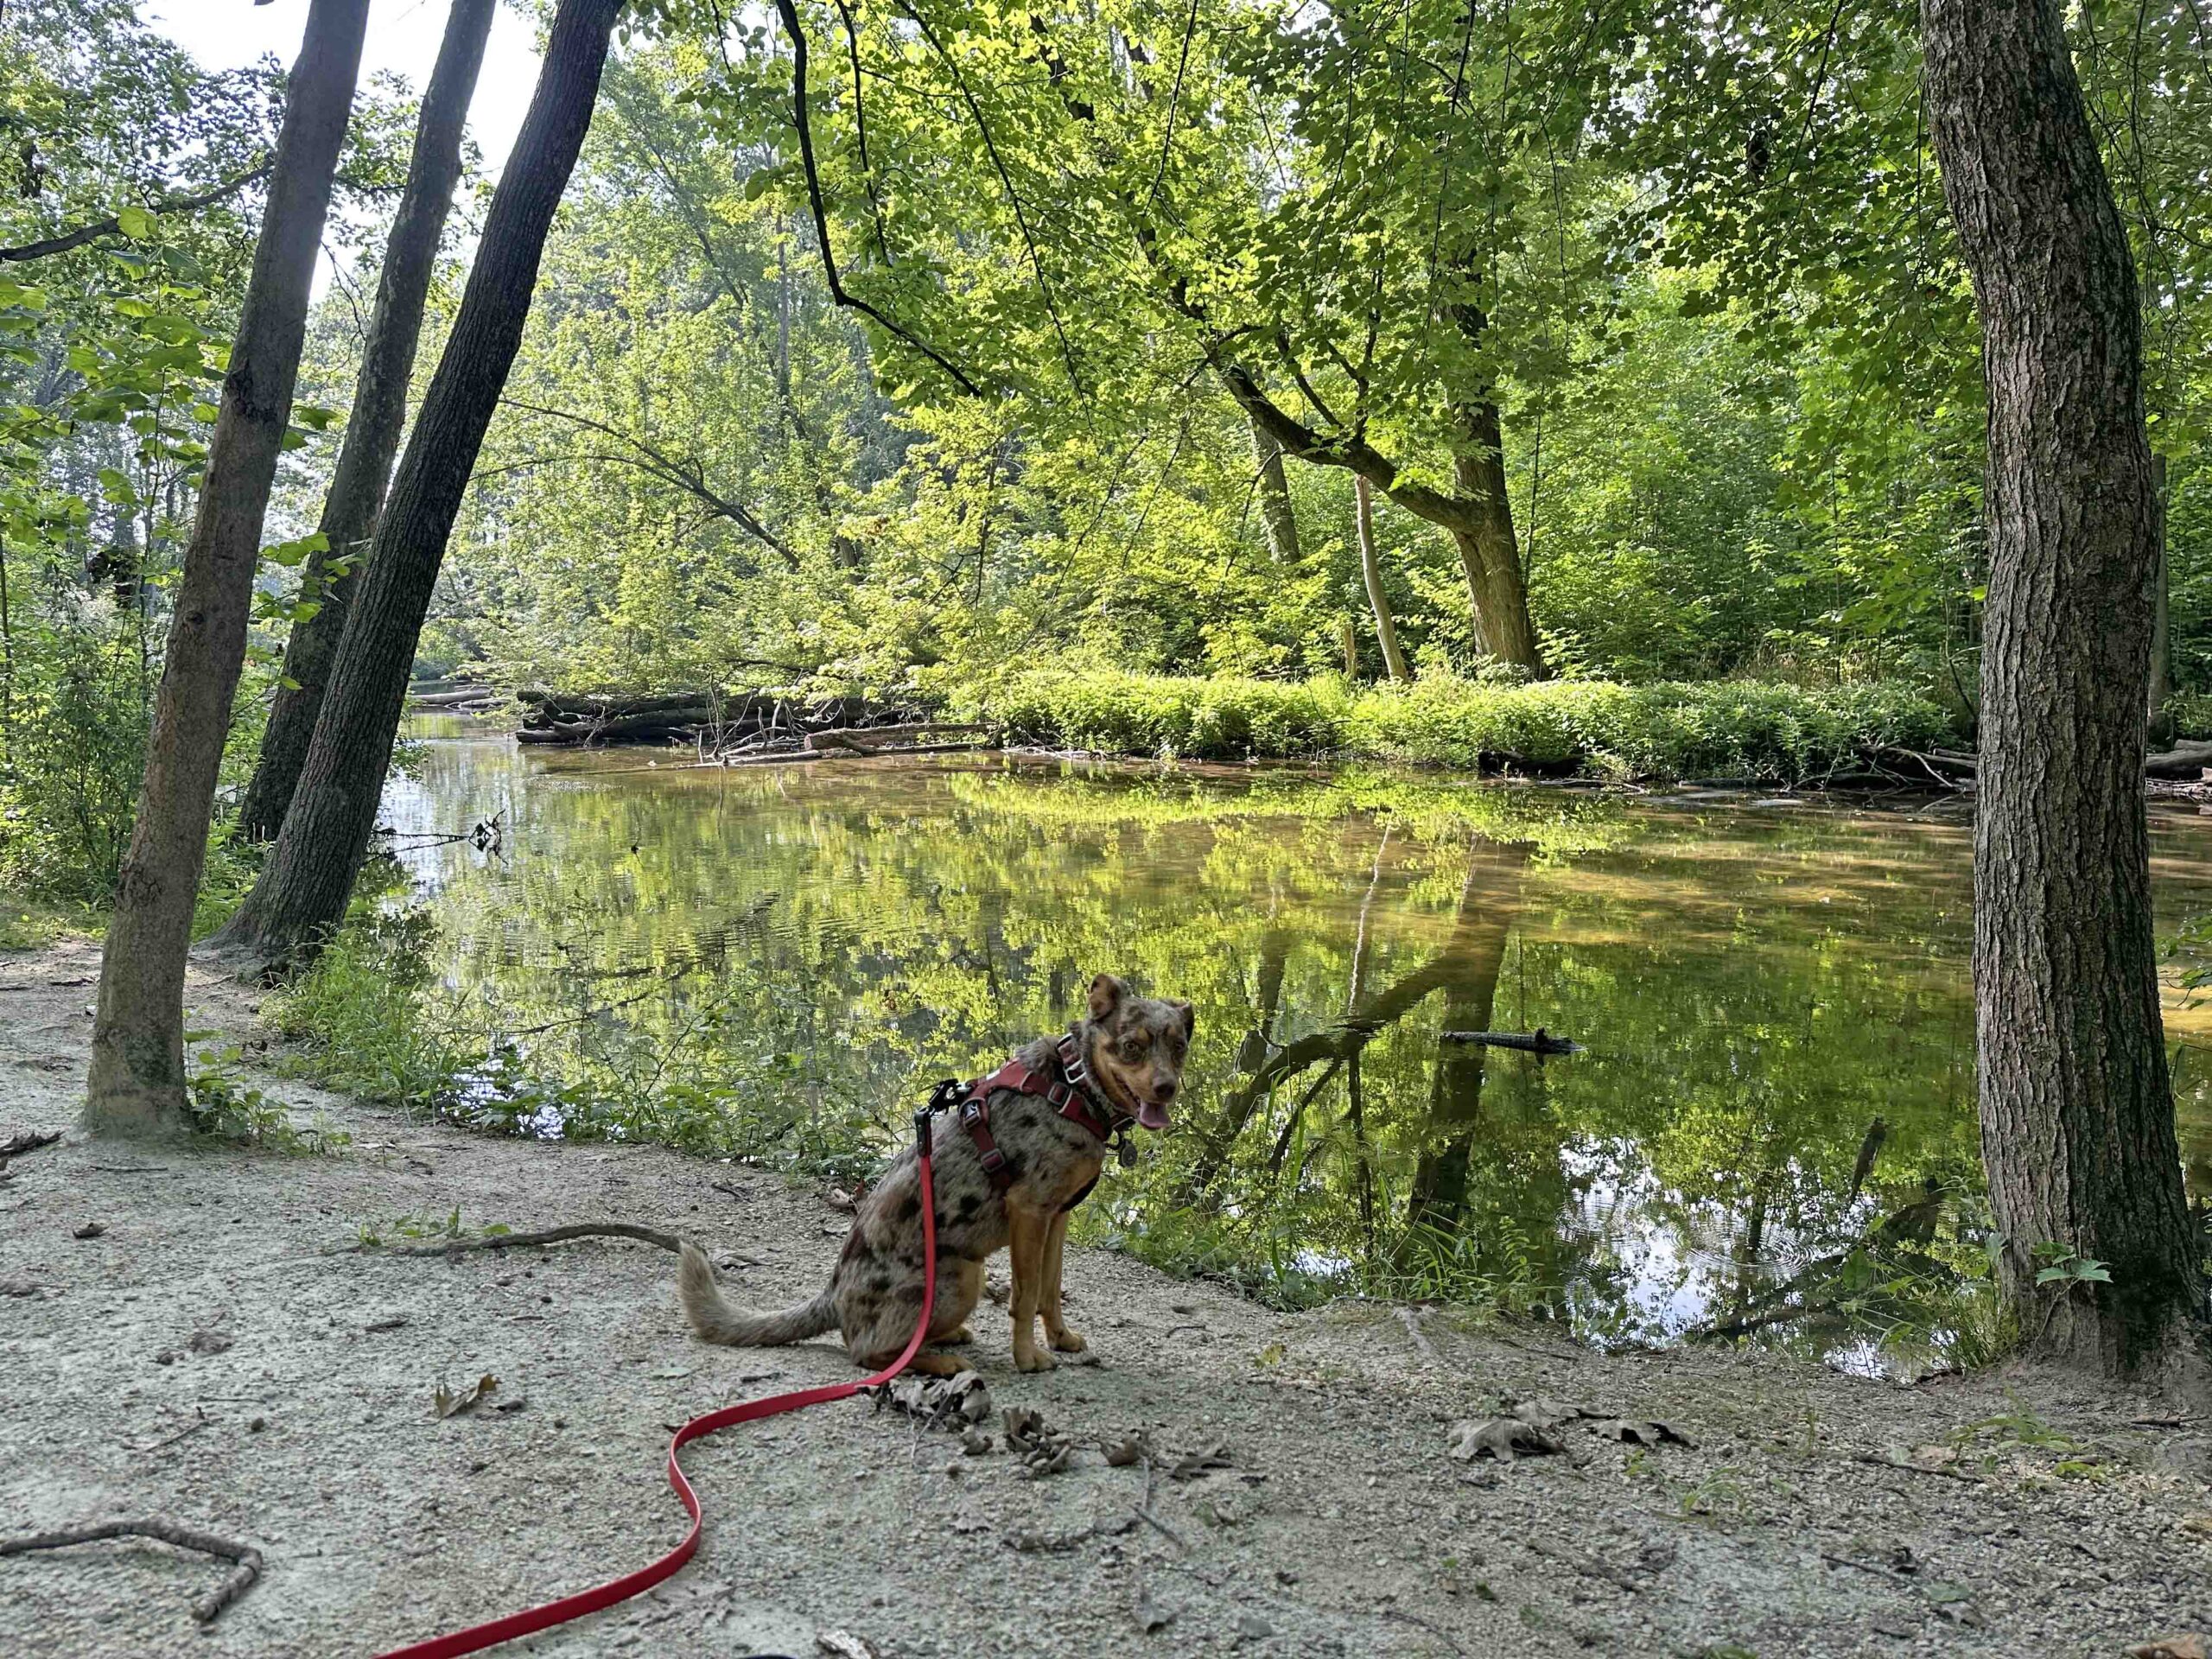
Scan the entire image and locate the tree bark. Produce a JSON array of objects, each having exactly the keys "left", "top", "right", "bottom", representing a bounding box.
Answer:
[
  {"left": 1924, "top": 0, "right": 2202, "bottom": 1372},
  {"left": 83, "top": 0, "right": 370, "bottom": 1137},
  {"left": 237, "top": 0, "right": 496, "bottom": 844},
  {"left": 213, "top": 0, "right": 626, "bottom": 969},
  {"left": 1354, "top": 475, "right": 1410, "bottom": 682},
  {"left": 2149, "top": 453, "right": 2173, "bottom": 741},
  {"left": 1248, "top": 414, "right": 1301, "bottom": 565}
]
